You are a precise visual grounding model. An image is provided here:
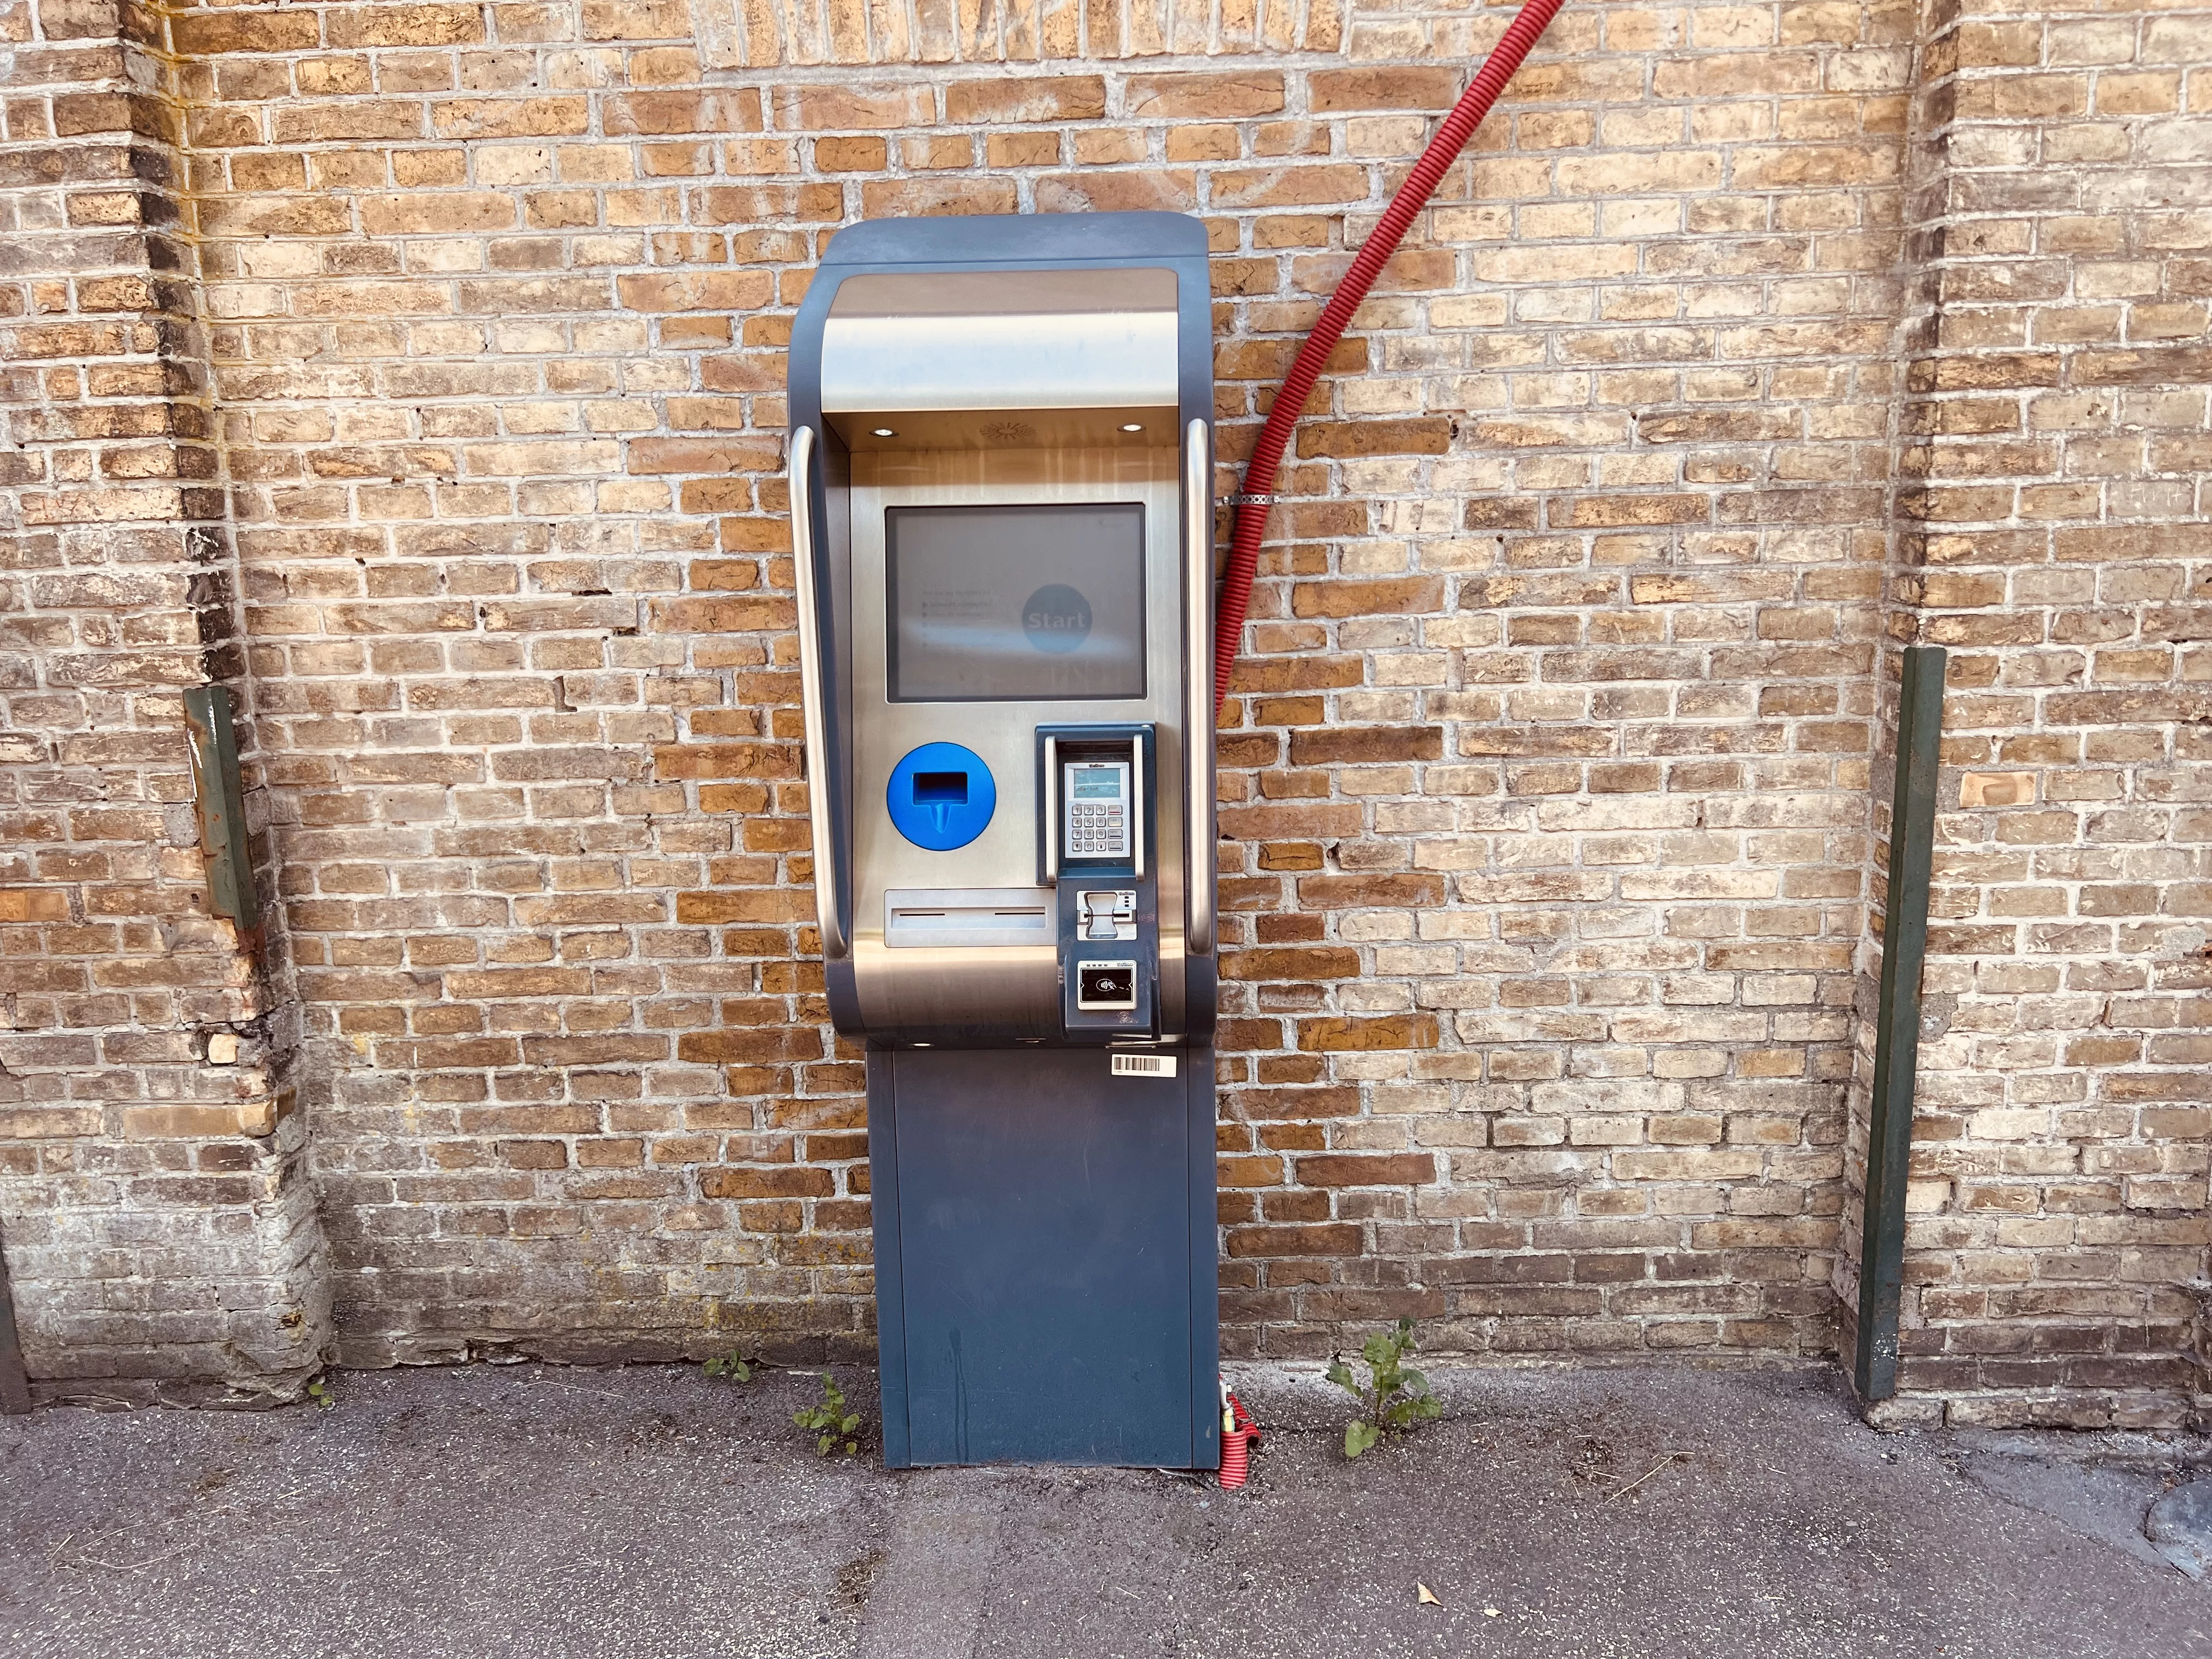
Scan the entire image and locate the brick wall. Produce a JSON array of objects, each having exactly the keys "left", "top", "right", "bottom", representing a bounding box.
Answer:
[
  {"left": 0, "top": 0, "right": 2204, "bottom": 1422},
  {"left": 1839, "top": 0, "right": 2212, "bottom": 1430},
  {"left": 0, "top": 0, "right": 328, "bottom": 1402}
]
